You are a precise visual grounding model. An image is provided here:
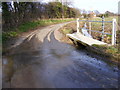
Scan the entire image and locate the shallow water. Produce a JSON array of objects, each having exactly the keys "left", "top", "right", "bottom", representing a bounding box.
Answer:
[{"left": 2, "top": 23, "right": 119, "bottom": 88}]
